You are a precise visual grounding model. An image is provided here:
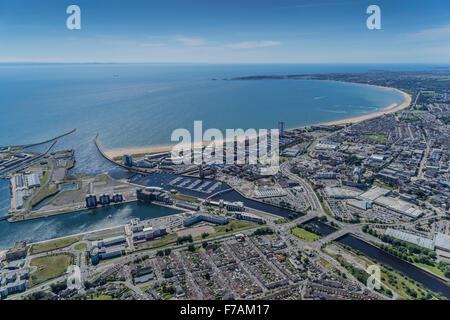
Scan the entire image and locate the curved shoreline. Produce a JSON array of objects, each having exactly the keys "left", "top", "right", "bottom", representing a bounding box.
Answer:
[
  {"left": 103, "top": 83, "right": 412, "bottom": 159},
  {"left": 320, "top": 84, "right": 411, "bottom": 126}
]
